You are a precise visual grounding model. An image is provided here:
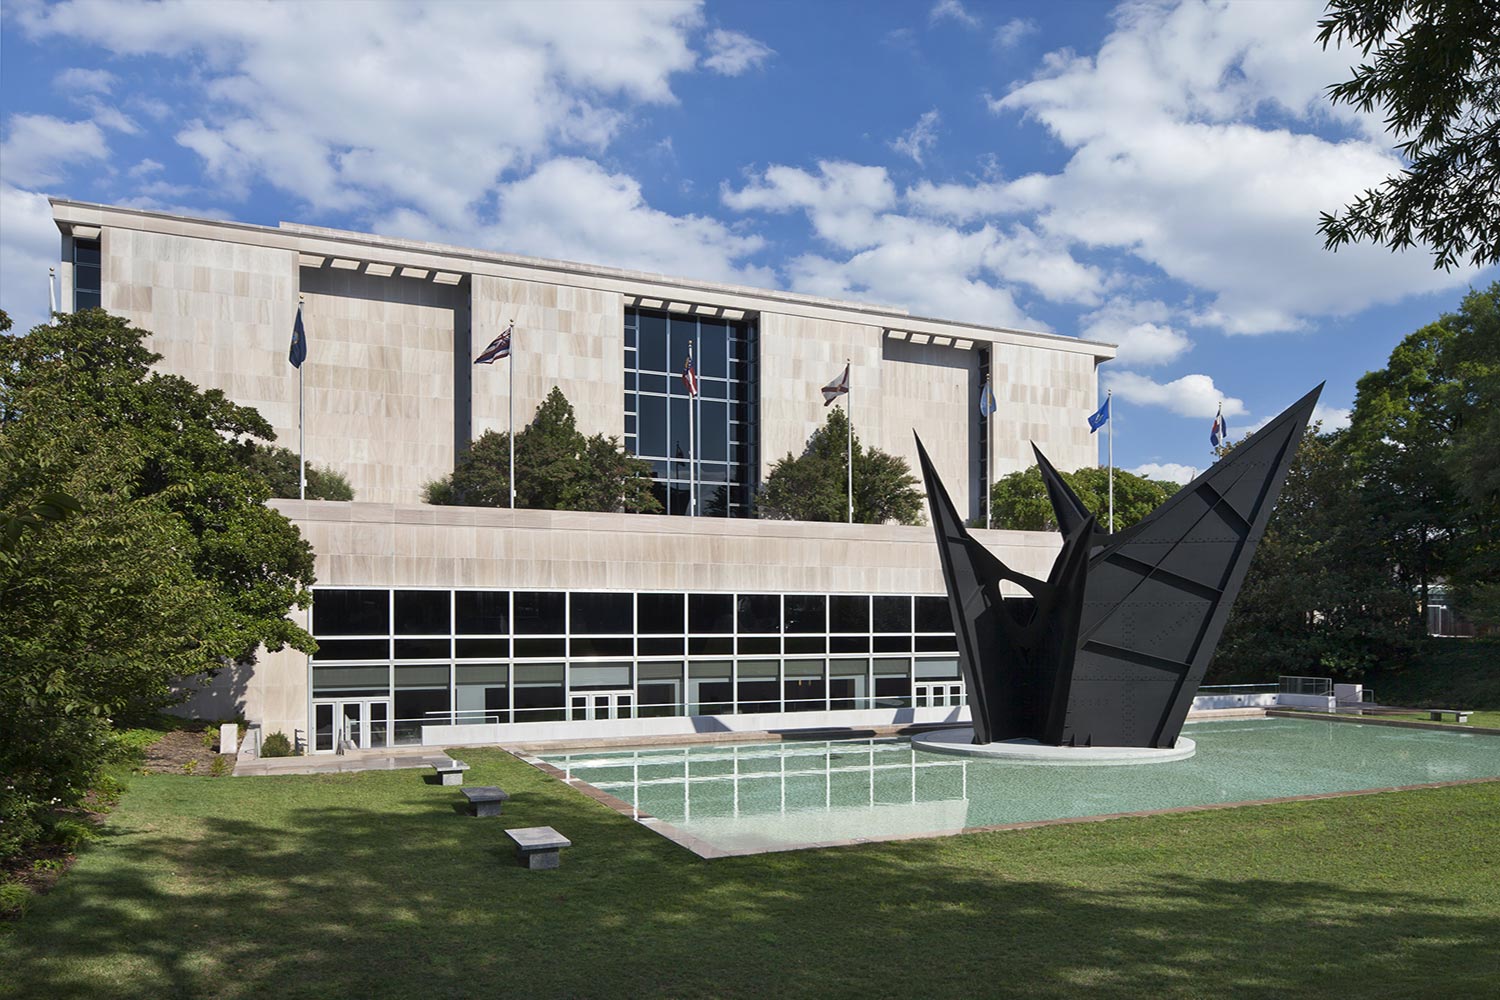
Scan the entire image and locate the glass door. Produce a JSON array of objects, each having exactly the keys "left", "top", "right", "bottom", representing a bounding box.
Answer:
[{"left": 340, "top": 702, "right": 363, "bottom": 750}]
